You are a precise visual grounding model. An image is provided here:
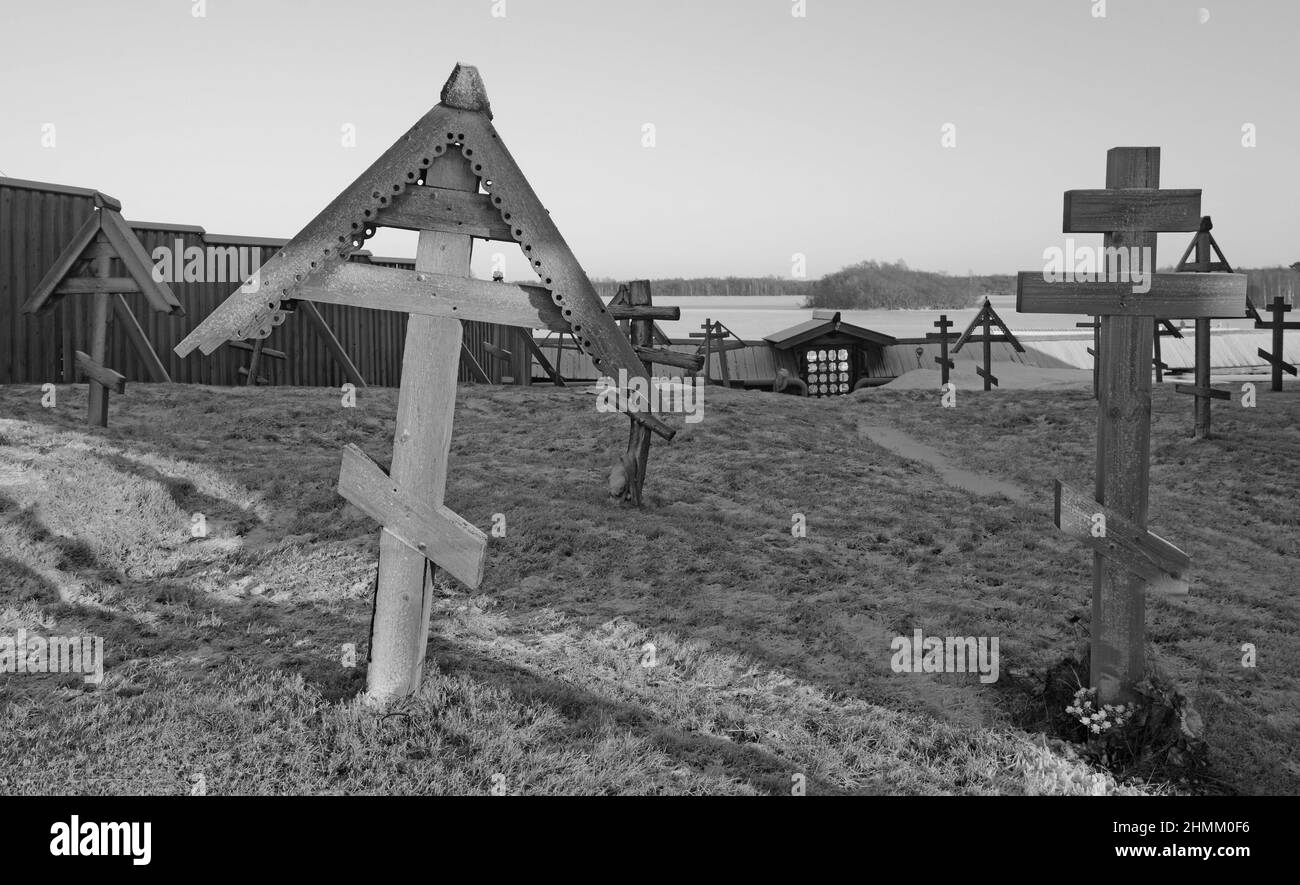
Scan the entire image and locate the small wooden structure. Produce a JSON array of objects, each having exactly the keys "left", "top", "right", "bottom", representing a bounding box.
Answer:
[
  {"left": 1246, "top": 278, "right": 1298, "bottom": 392},
  {"left": 1172, "top": 216, "right": 1235, "bottom": 437},
  {"left": 950, "top": 298, "right": 1024, "bottom": 390},
  {"left": 1017, "top": 146, "right": 1247, "bottom": 703},
  {"left": 764, "top": 311, "right": 895, "bottom": 397},
  {"left": 926, "top": 314, "right": 958, "bottom": 385},
  {"left": 21, "top": 201, "right": 184, "bottom": 425},
  {"left": 176, "top": 65, "right": 674, "bottom": 704}
]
